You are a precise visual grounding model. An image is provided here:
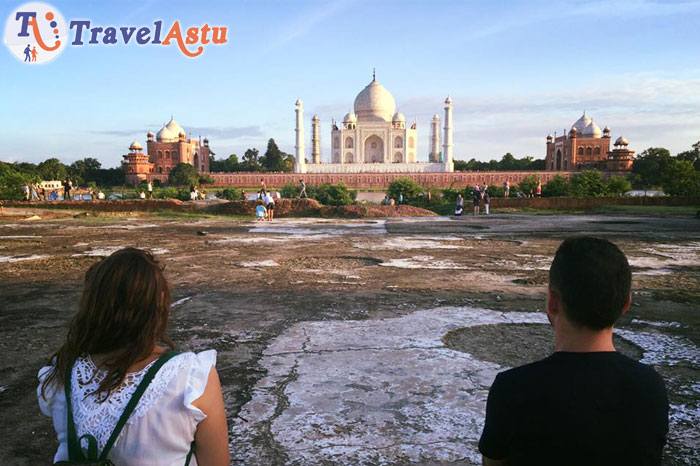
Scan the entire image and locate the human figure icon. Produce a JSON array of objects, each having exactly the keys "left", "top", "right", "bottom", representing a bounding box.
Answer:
[
  {"left": 31, "top": 46, "right": 38, "bottom": 62},
  {"left": 24, "top": 44, "right": 31, "bottom": 62}
]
